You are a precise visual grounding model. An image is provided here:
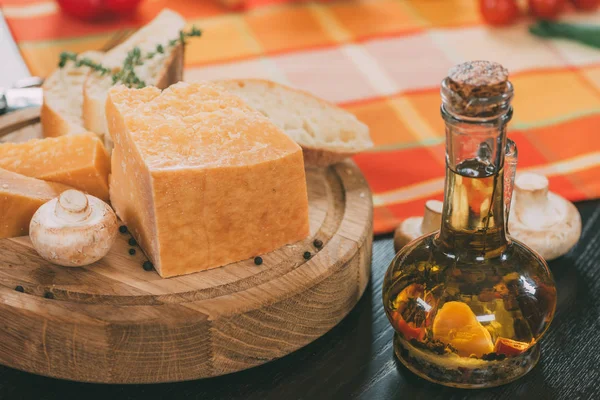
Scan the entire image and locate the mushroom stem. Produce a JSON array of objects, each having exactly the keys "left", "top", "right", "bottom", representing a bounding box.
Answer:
[
  {"left": 513, "top": 173, "right": 556, "bottom": 229},
  {"left": 509, "top": 172, "right": 582, "bottom": 260},
  {"left": 421, "top": 200, "right": 443, "bottom": 234},
  {"left": 394, "top": 200, "right": 443, "bottom": 252},
  {"left": 54, "top": 189, "right": 91, "bottom": 223}
]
